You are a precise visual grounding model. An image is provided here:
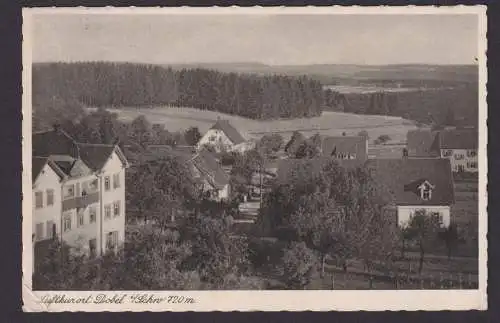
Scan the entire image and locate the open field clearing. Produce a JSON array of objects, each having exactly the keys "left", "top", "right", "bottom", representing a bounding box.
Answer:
[{"left": 103, "top": 107, "right": 417, "bottom": 144}]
